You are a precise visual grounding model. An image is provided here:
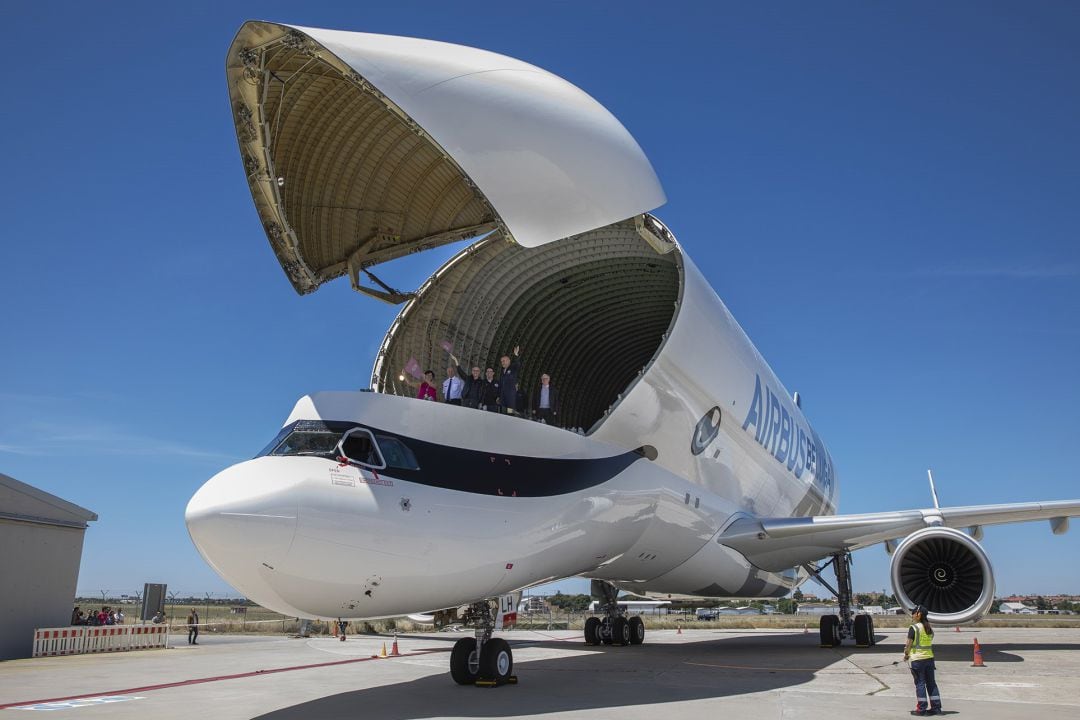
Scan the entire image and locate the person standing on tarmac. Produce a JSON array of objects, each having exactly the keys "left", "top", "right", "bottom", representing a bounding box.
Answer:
[
  {"left": 903, "top": 605, "right": 941, "bottom": 716},
  {"left": 187, "top": 608, "right": 200, "bottom": 645}
]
